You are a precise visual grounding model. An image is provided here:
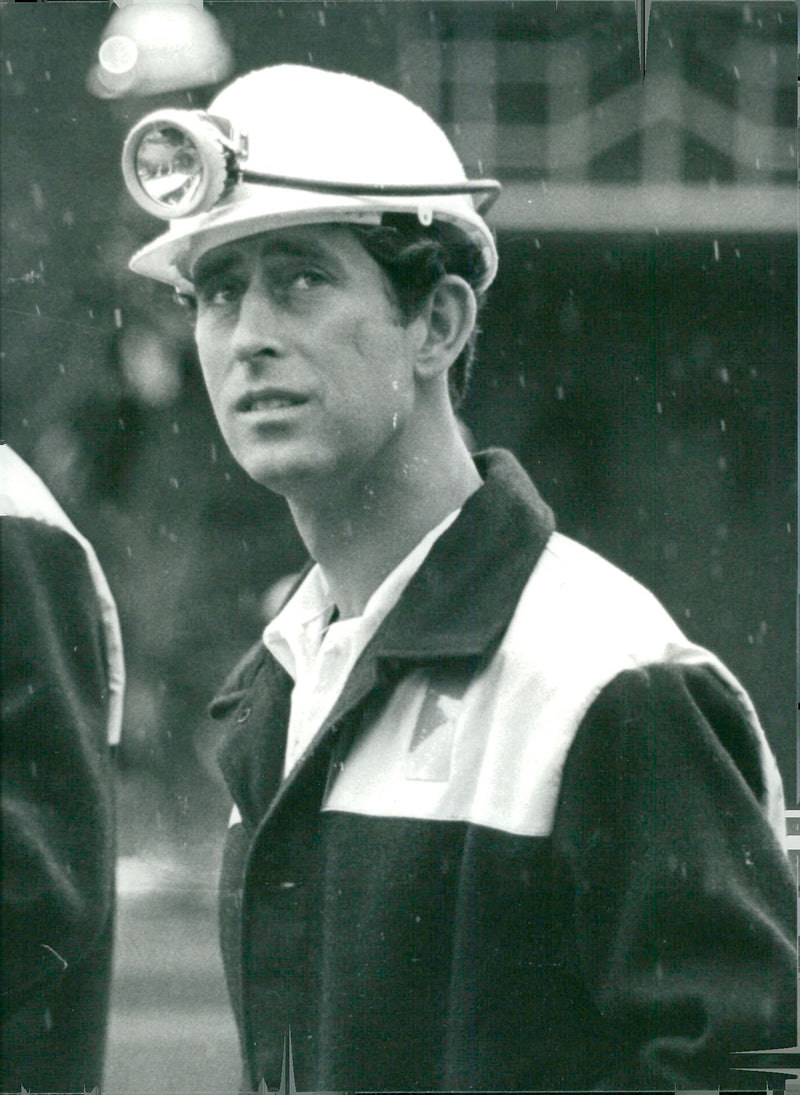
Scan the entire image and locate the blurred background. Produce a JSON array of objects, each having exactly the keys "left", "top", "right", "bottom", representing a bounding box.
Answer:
[{"left": 1, "top": 2, "right": 796, "bottom": 1091}]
